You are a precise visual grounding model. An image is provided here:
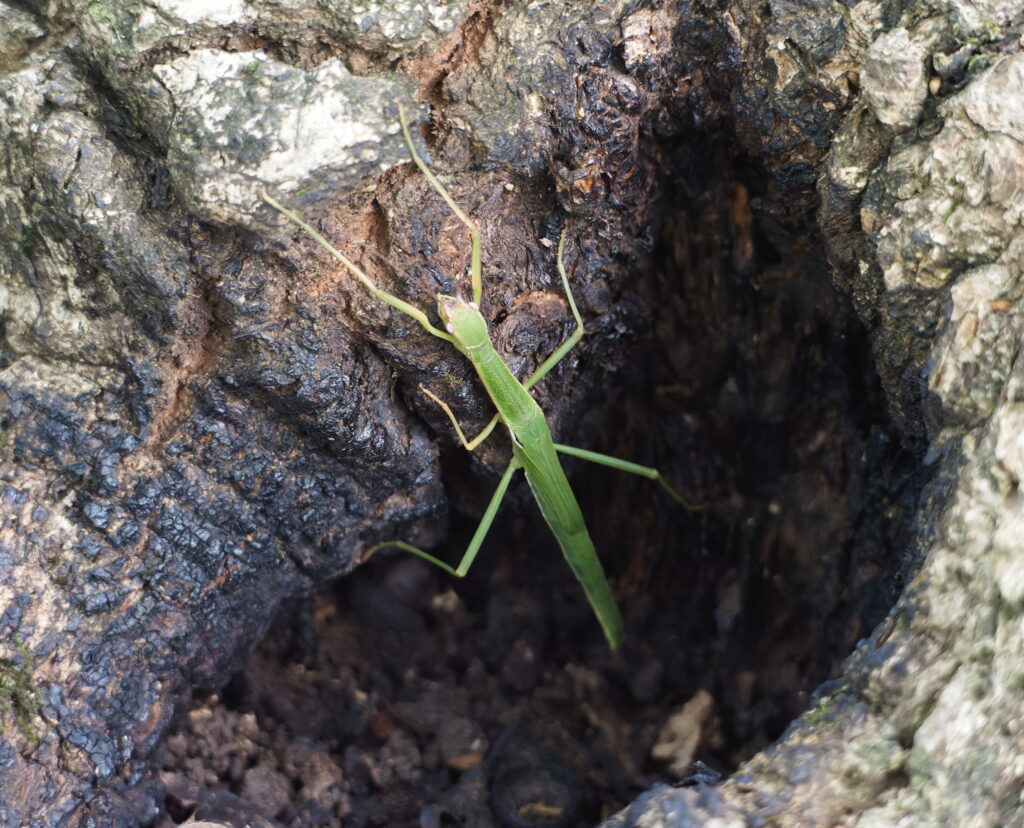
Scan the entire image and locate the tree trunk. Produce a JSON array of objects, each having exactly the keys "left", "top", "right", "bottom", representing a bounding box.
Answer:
[{"left": 0, "top": 0, "right": 1018, "bottom": 825}]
